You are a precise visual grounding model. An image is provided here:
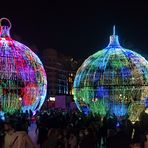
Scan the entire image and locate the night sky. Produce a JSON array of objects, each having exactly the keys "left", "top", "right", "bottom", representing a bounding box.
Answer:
[{"left": 0, "top": 1, "right": 148, "bottom": 60}]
